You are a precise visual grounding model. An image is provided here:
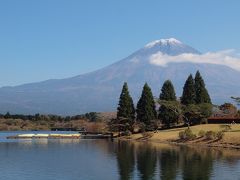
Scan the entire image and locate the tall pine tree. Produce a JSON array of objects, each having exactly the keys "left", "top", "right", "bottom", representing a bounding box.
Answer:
[
  {"left": 159, "top": 80, "right": 176, "bottom": 101},
  {"left": 117, "top": 82, "right": 135, "bottom": 122},
  {"left": 194, "top": 71, "right": 211, "bottom": 104},
  {"left": 159, "top": 80, "right": 179, "bottom": 127},
  {"left": 181, "top": 74, "right": 196, "bottom": 105},
  {"left": 136, "top": 83, "right": 157, "bottom": 125}
]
